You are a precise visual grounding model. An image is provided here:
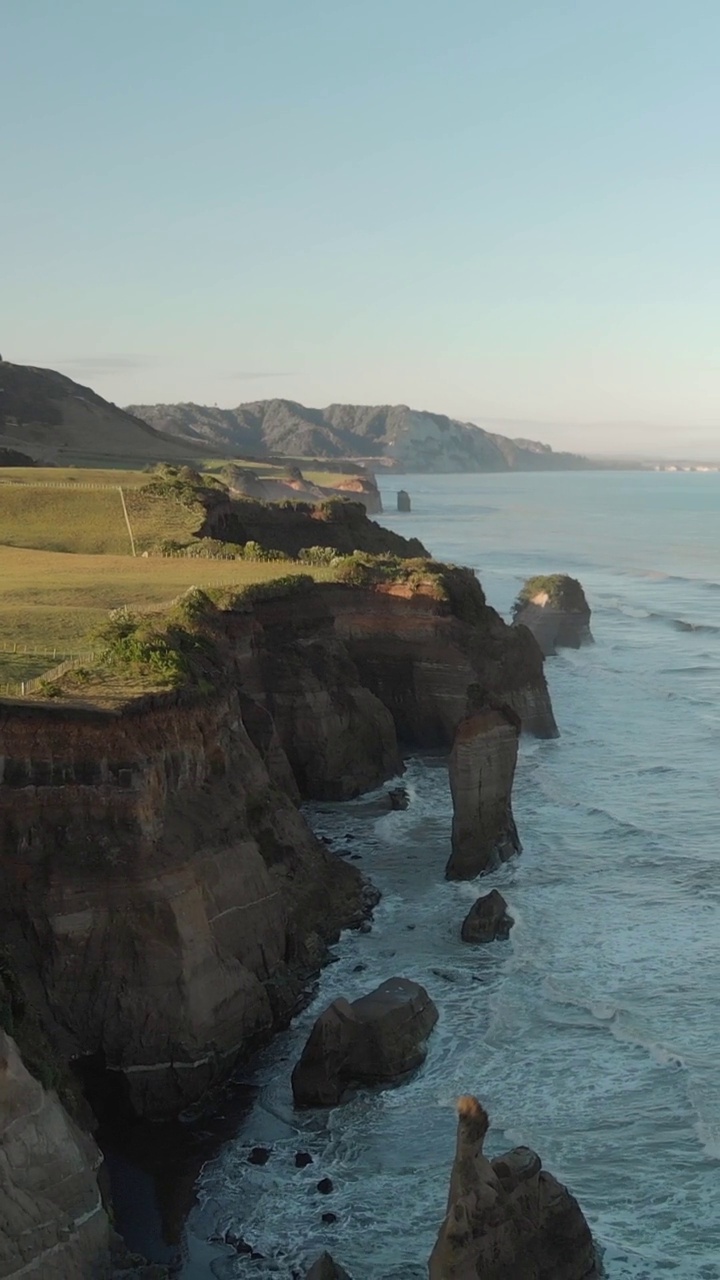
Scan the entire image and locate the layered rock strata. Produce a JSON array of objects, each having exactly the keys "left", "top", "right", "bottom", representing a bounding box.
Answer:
[
  {"left": 447, "top": 698, "right": 521, "bottom": 880},
  {"left": 291, "top": 978, "right": 438, "bottom": 1107},
  {"left": 0, "top": 693, "right": 369, "bottom": 1118},
  {"left": 429, "top": 1096, "right": 600, "bottom": 1279}
]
